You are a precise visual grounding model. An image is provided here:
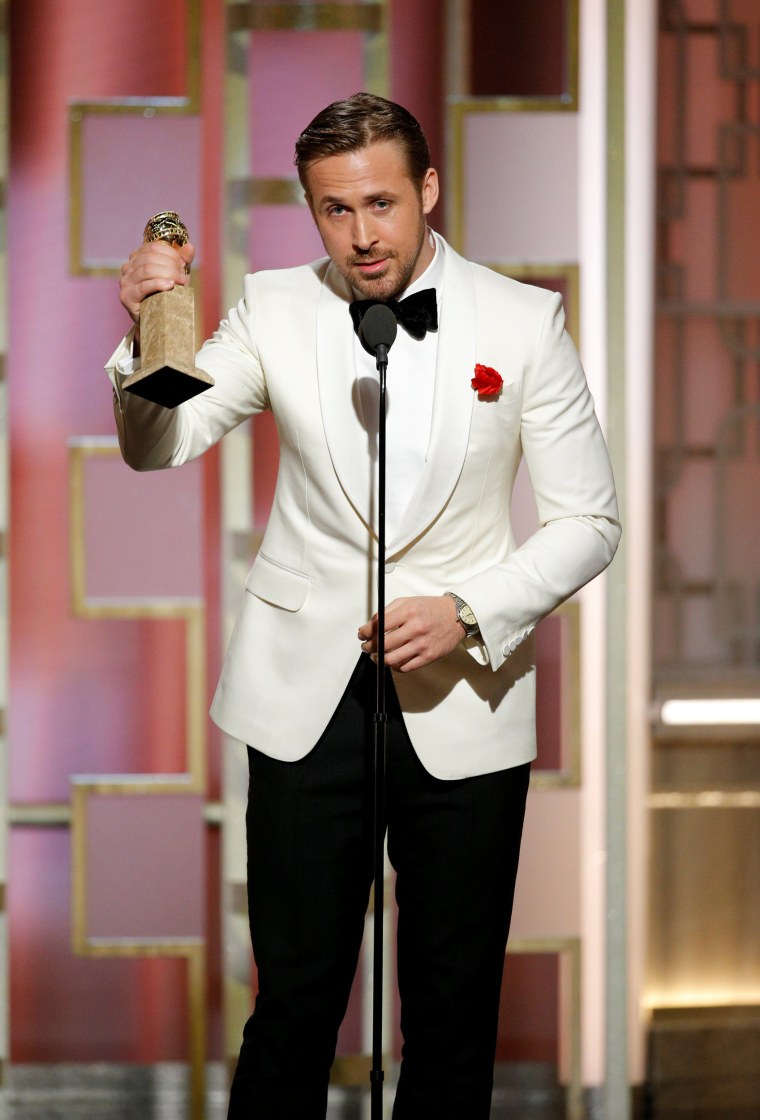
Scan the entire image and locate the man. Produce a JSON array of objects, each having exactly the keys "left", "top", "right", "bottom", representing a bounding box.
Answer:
[{"left": 111, "top": 93, "right": 620, "bottom": 1119}]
